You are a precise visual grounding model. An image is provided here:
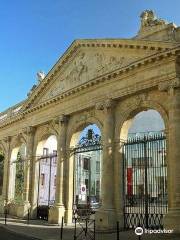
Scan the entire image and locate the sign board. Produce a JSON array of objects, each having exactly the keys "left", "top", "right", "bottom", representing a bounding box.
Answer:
[{"left": 81, "top": 184, "right": 86, "bottom": 195}]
